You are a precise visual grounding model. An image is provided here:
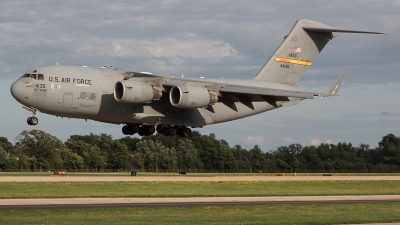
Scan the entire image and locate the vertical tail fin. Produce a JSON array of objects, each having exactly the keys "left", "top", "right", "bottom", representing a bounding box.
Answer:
[{"left": 253, "top": 19, "right": 383, "bottom": 85}]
